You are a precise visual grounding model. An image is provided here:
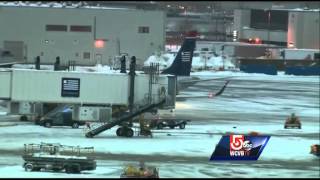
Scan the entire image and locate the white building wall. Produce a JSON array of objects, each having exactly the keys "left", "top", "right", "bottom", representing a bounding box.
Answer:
[
  {"left": 299, "top": 12, "right": 319, "bottom": 49},
  {"left": 0, "top": 70, "right": 11, "bottom": 99},
  {"left": 0, "top": 6, "right": 165, "bottom": 66},
  {"left": 242, "top": 29, "right": 287, "bottom": 42},
  {"left": 233, "top": 9, "right": 251, "bottom": 39}
]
